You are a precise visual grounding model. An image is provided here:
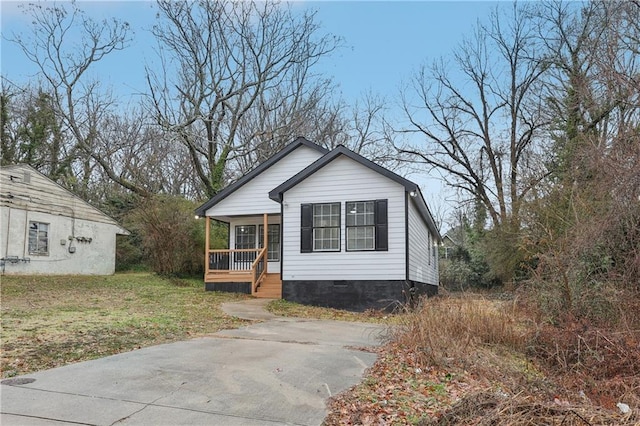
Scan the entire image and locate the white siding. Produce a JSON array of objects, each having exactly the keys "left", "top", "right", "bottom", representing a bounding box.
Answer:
[
  {"left": 206, "top": 146, "right": 324, "bottom": 217},
  {"left": 407, "top": 197, "right": 438, "bottom": 285},
  {"left": 1, "top": 206, "right": 120, "bottom": 275},
  {"left": 281, "top": 156, "right": 406, "bottom": 281}
]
